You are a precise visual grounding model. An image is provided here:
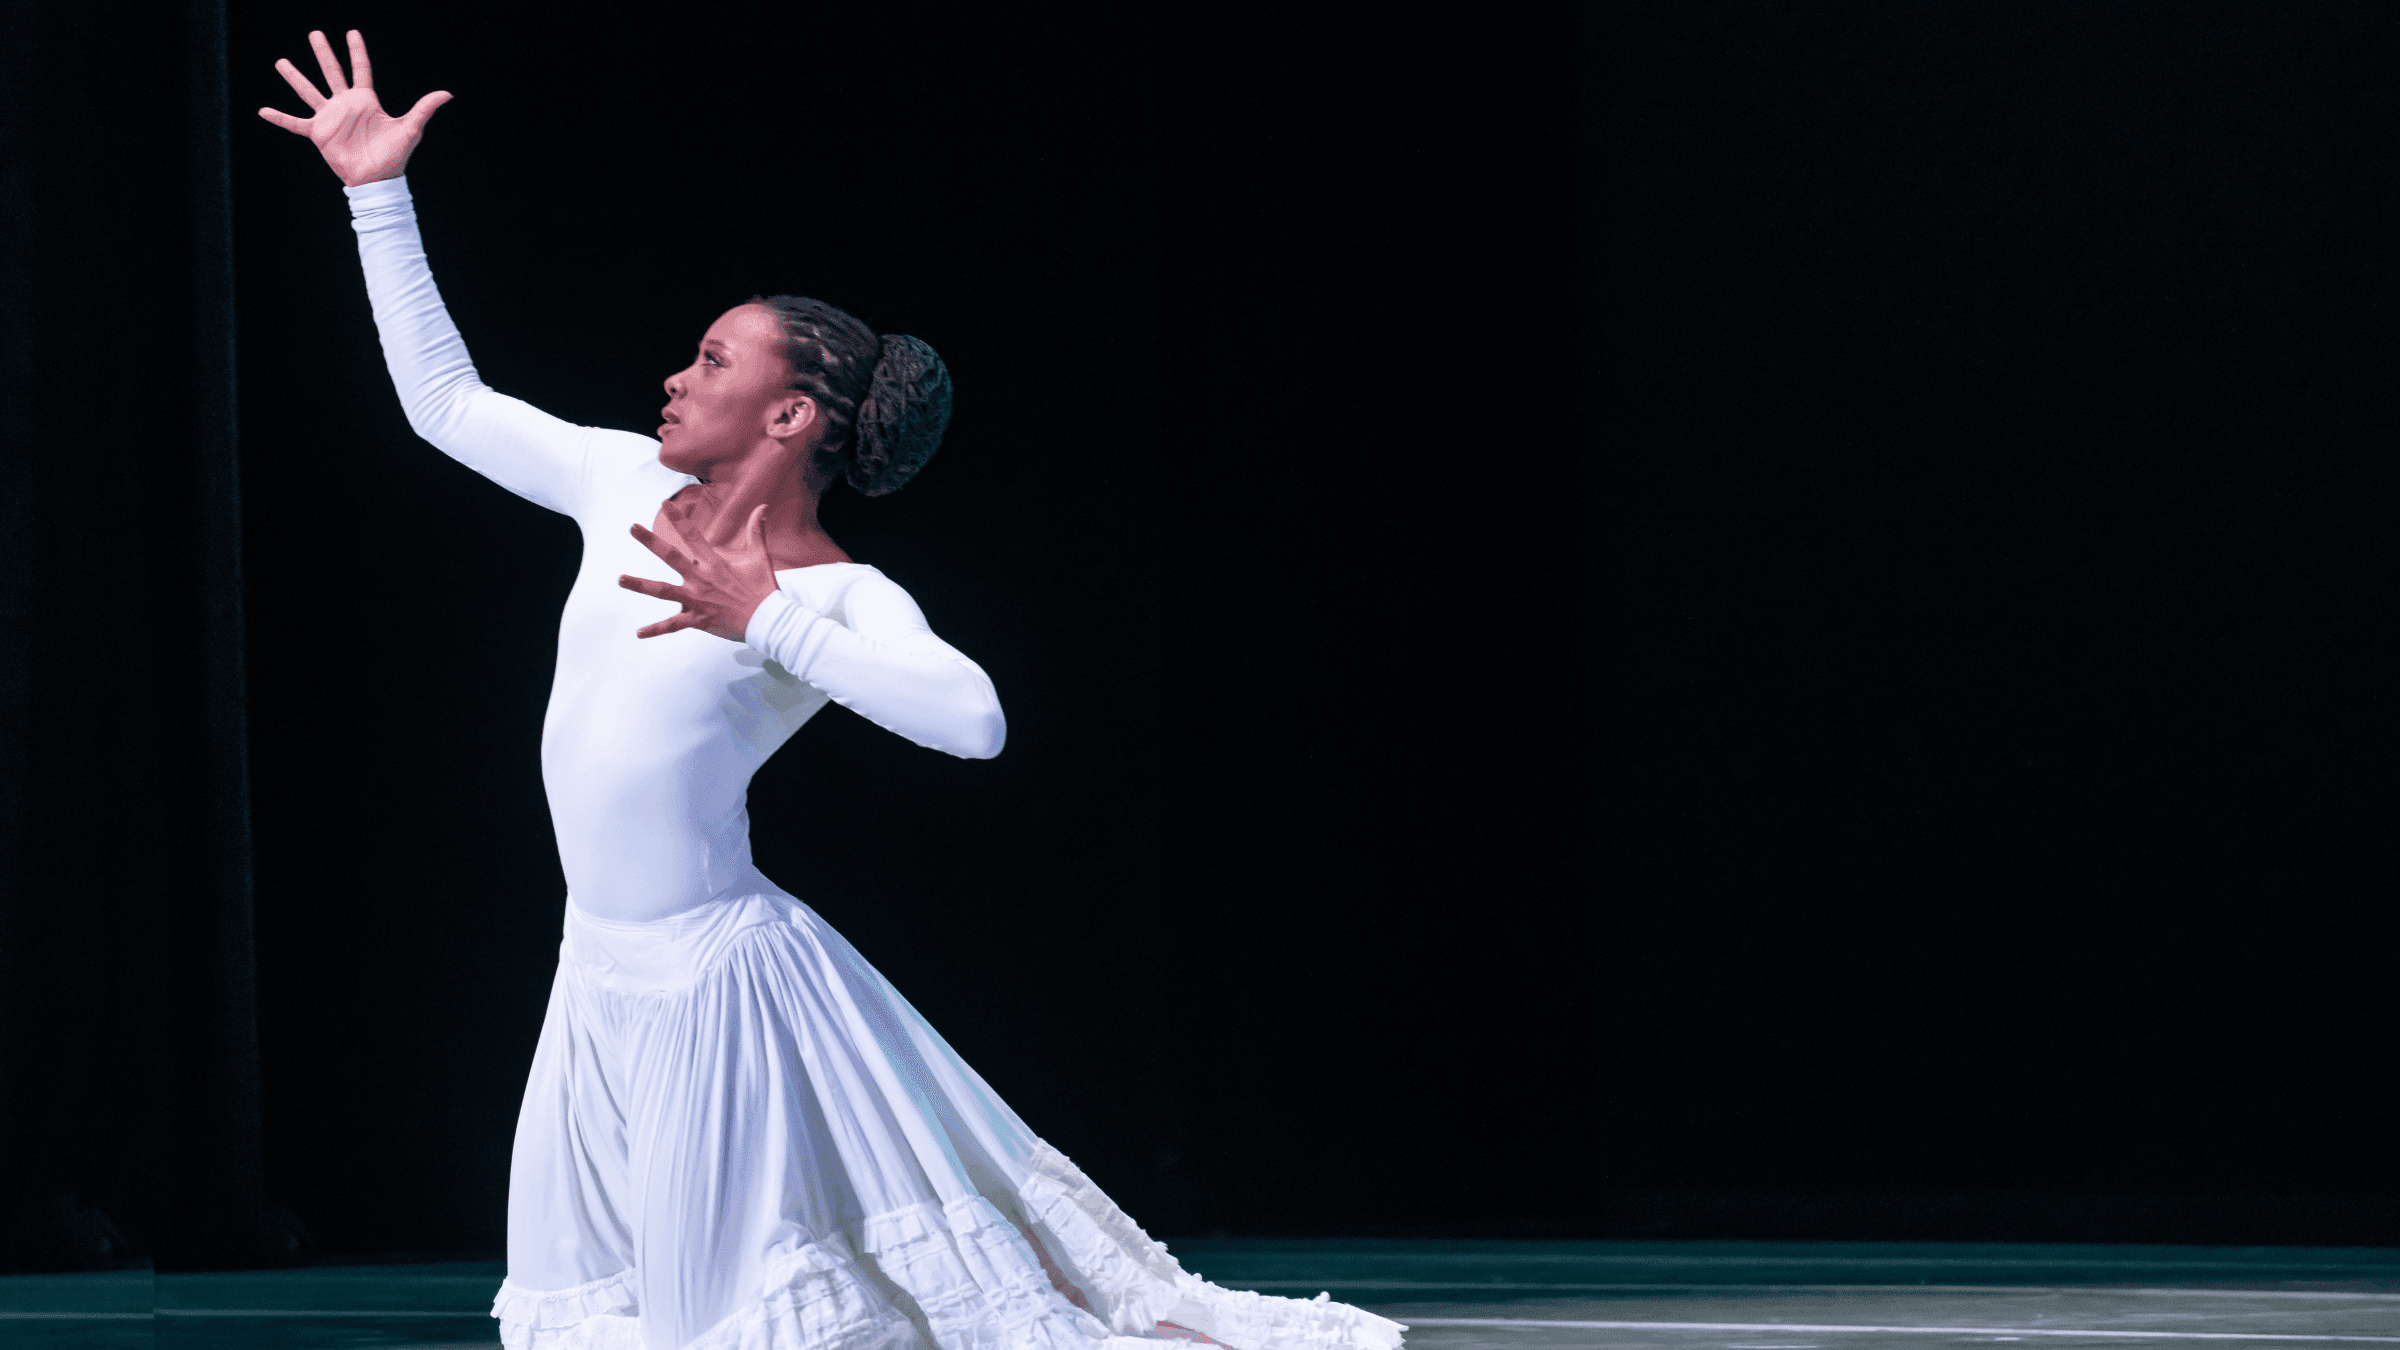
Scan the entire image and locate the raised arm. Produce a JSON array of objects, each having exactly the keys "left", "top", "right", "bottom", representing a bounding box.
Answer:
[
  {"left": 341, "top": 178, "right": 603, "bottom": 515},
  {"left": 260, "top": 30, "right": 605, "bottom": 518}
]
